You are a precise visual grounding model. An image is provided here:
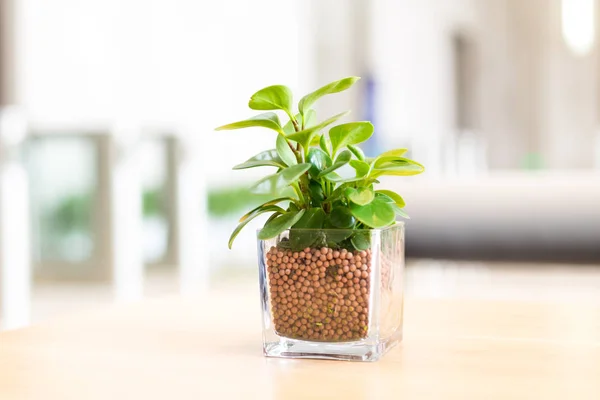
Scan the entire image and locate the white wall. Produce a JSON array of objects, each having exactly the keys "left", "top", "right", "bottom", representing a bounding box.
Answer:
[{"left": 14, "top": 0, "right": 305, "bottom": 186}]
